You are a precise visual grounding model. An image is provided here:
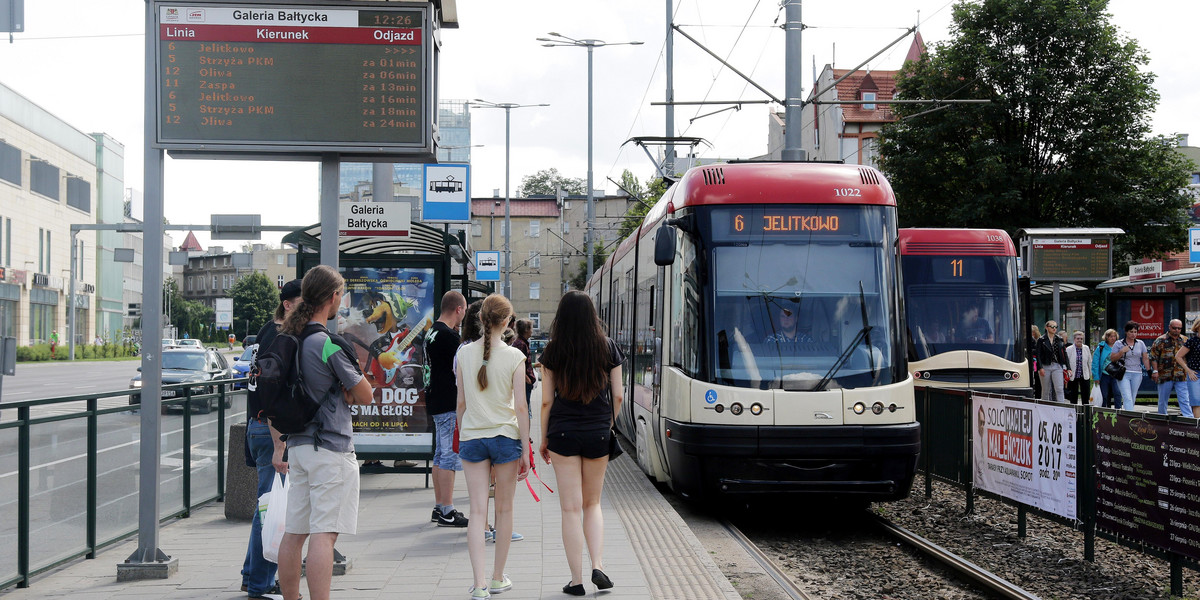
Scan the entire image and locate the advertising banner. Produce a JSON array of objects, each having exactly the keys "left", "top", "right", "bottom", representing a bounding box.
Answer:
[
  {"left": 1094, "top": 410, "right": 1200, "bottom": 561},
  {"left": 338, "top": 266, "right": 436, "bottom": 452},
  {"left": 972, "top": 394, "right": 1078, "bottom": 520},
  {"left": 215, "top": 297, "right": 233, "bottom": 329},
  {"left": 1130, "top": 299, "right": 1166, "bottom": 338}
]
